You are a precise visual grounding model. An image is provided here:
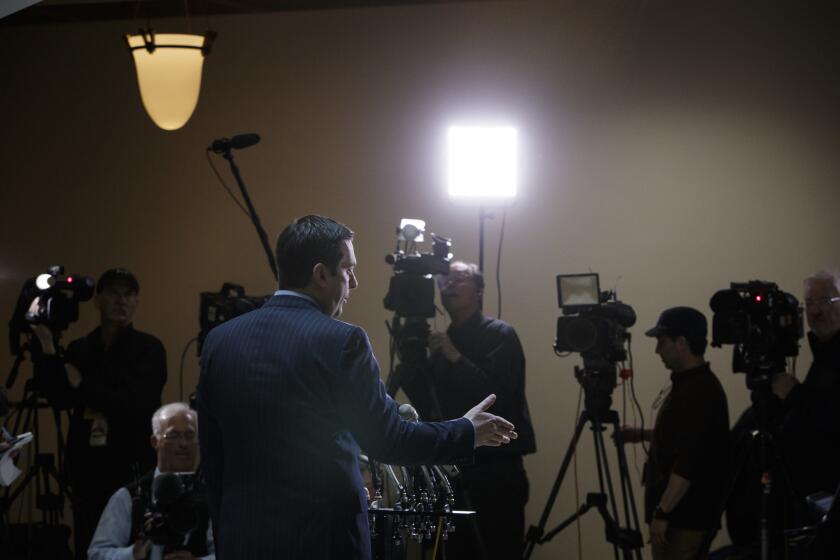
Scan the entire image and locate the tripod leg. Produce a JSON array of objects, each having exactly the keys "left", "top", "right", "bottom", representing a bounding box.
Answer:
[
  {"left": 523, "top": 413, "right": 589, "bottom": 559},
  {"left": 591, "top": 422, "right": 621, "bottom": 560},
  {"left": 608, "top": 422, "right": 644, "bottom": 560}
]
